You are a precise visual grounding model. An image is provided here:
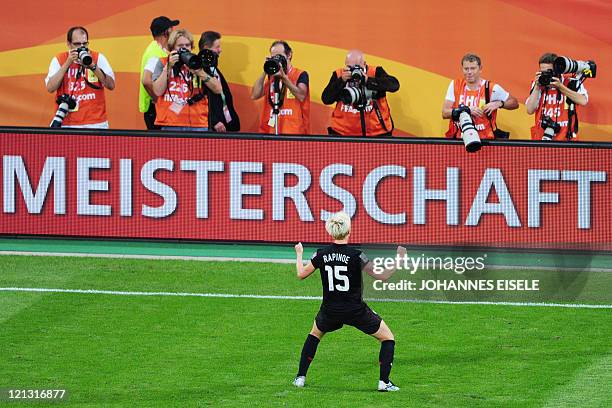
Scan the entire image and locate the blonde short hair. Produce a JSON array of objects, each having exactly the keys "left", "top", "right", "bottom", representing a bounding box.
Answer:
[
  {"left": 325, "top": 212, "right": 351, "bottom": 240},
  {"left": 168, "top": 29, "right": 194, "bottom": 51}
]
